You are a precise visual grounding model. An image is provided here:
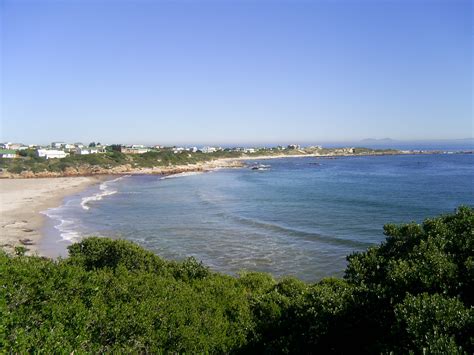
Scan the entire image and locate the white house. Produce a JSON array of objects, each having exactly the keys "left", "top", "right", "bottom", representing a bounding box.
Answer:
[
  {"left": 5, "top": 143, "right": 23, "bottom": 150},
  {"left": 173, "top": 147, "right": 186, "bottom": 154},
  {"left": 75, "top": 147, "right": 100, "bottom": 155},
  {"left": 51, "top": 142, "right": 66, "bottom": 149},
  {"left": 37, "top": 149, "right": 68, "bottom": 159},
  {"left": 201, "top": 146, "right": 218, "bottom": 153}
]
